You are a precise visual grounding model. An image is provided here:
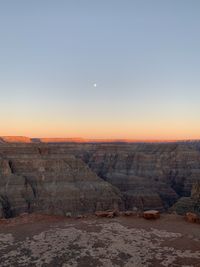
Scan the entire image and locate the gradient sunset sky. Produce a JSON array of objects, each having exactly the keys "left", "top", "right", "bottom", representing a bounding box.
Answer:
[{"left": 0, "top": 1, "right": 200, "bottom": 139}]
